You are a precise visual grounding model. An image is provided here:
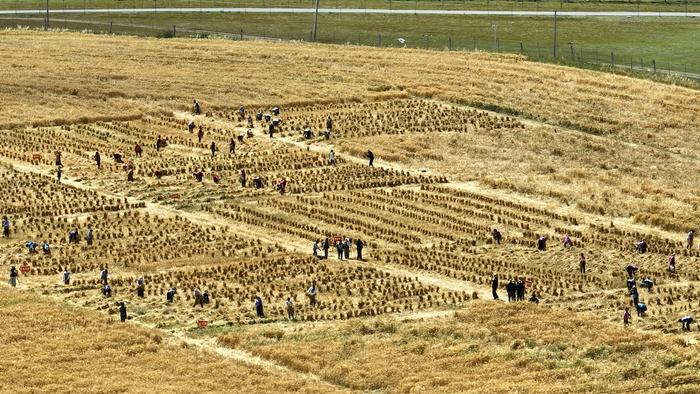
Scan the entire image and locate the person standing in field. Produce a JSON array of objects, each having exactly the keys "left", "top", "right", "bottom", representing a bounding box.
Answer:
[
  {"left": 100, "top": 266, "right": 109, "bottom": 286},
  {"left": 506, "top": 279, "right": 515, "bottom": 302},
  {"left": 55, "top": 151, "right": 62, "bottom": 167},
  {"left": 285, "top": 297, "right": 295, "bottom": 320},
  {"left": 9, "top": 266, "right": 18, "bottom": 288},
  {"left": 62, "top": 269, "right": 71, "bottom": 285},
  {"left": 210, "top": 141, "right": 217, "bottom": 157},
  {"left": 516, "top": 278, "right": 525, "bottom": 301},
  {"left": 624, "top": 308, "right": 631, "bottom": 326},
  {"left": 198, "top": 126, "right": 204, "bottom": 144},
  {"left": 356, "top": 238, "right": 364, "bottom": 260},
  {"left": 491, "top": 274, "right": 499, "bottom": 300},
  {"left": 268, "top": 122, "right": 274, "bottom": 139},
  {"left": 579, "top": 253, "right": 586, "bottom": 274},
  {"left": 306, "top": 282, "right": 318, "bottom": 307},
  {"left": 323, "top": 238, "right": 330, "bottom": 260},
  {"left": 119, "top": 302, "right": 127, "bottom": 322},
  {"left": 2, "top": 216, "right": 10, "bottom": 238},
  {"left": 329, "top": 150, "right": 336, "bottom": 166},
  {"left": 134, "top": 143, "right": 142, "bottom": 157},
  {"left": 687, "top": 230, "right": 695, "bottom": 249},
  {"left": 136, "top": 276, "right": 145, "bottom": 298},
  {"left": 193, "top": 289, "right": 204, "bottom": 308},
  {"left": 229, "top": 138, "right": 235, "bottom": 155},
  {"left": 85, "top": 224, "right": 94, "bottom": 246},
  {"left": 94, "top": 151, "right": 101, "bottom": 170},
  {"left": 343, "top": 239, "right": 350, "bottom": 259},
  {"left": 336, "top": 241, "right": 343, "bottom": 260},
  {"left": 193, "top": 99, "right": 201, "bottom": 115},
  {"left": 326, "top": 115, "right": 333, "bottom": 134},
  {"left": 367, "top": 150, "right": 374, "bottom": 167},
  {"left": 668, "top": 252, "right": 677, "bottom": 273},
  {"left": 254, "top": 296, "right": 265, "bottom": 318},
  {"left": 56, "top": 165, "right": 62, "bottom": 183},
  {"left": 312, "top": 240, "right": 319, "bottom": 259},
  {"left": 240, "top": 169, "right": 247, "bottom": 187}
]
